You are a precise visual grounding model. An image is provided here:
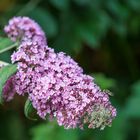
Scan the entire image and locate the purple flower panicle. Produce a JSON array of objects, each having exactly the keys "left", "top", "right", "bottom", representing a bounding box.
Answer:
[{"left": 4, "top": 17, "right": 117, "bottom": 129}]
